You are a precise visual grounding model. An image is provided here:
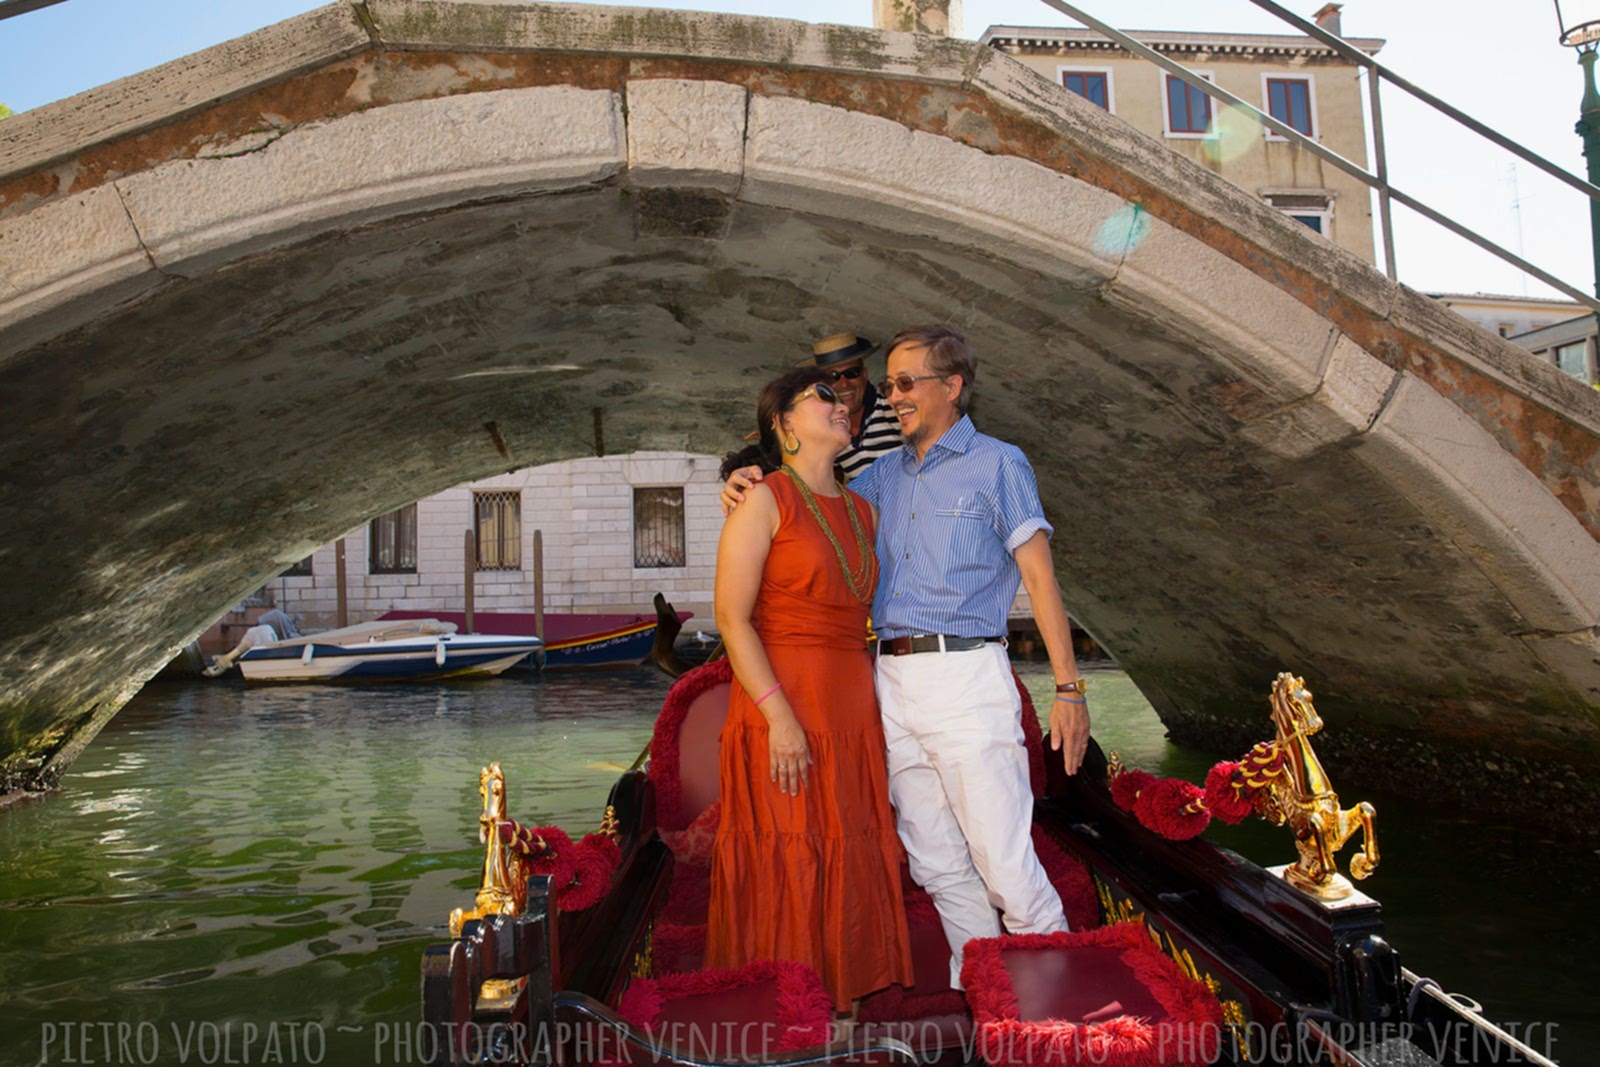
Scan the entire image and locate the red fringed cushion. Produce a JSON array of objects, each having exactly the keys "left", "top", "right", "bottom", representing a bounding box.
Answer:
[
  {"left": 961, "top": 922, "right": 1223, "bottom": 1067},
  {"left": 651, "top": 922, "right": 707, "bottom": 976},
  {"left": 1015, "top": 672, "right": 1047, "bottom": 798},
  {"left": 659, "top": 800, "right": 721, "bottom": 868},
  {"left": 1032, "top": 827, "right": 1101, "bottom": 932},
  {"left": 650, "top": 659, "right": 735, "bottom": 832},
  {"left": 616, "top": 959, "right": 833, "bottom": 1054}
]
